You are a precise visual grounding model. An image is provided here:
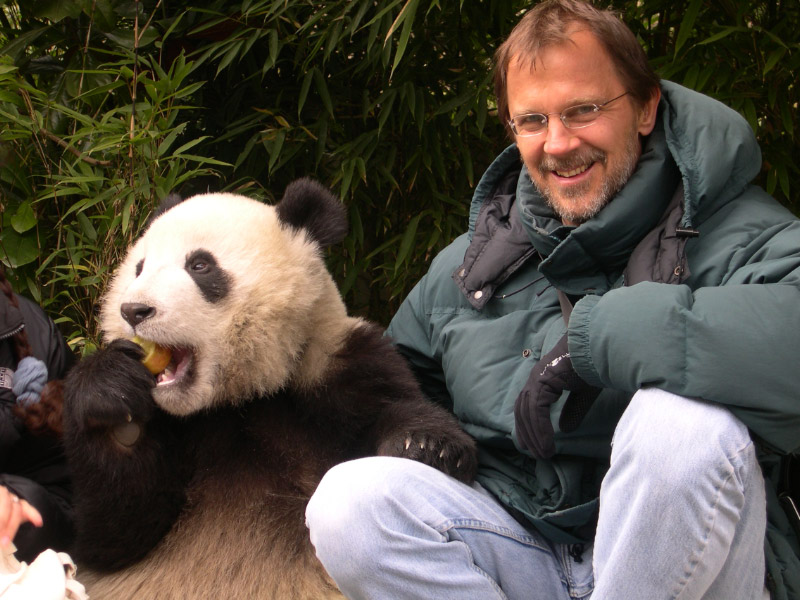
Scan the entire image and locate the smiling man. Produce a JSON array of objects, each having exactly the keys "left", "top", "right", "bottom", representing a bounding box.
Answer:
[
  {"left": 305, "top": 1, "right": 800, "bottom": 599},
  {"left": 504, "top": 28, "right": 657, "bottom": 225}
]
